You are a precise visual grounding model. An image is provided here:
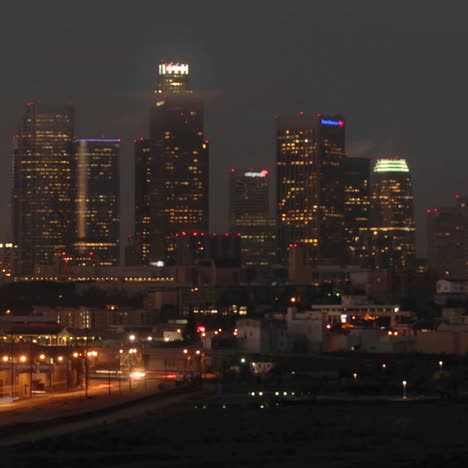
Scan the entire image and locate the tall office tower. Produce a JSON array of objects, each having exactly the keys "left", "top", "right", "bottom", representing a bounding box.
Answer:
[
  {"left": 229, "top": 168, "right": 277, "bottom": 267},
  {"left": 73, "top": 139, "right": 120, "bottom": 266},
  {"left": 170, "top": 231, "right": 241, "bottom": 267},
  {"left": 149, "top": 61, "right": 209, "bottom": 264},
  {"left": 134, "top": 138, "right": 156, "bottom": 265},
  {"left": 12, "top": 102, "right": 74, "bottom": 275},
  {"left": 427, "top": 195, "right": 468, "bottom": 277},
  {"left": 343, "top": 157, "right": 370, "bottom": 266},
  {"left": 369, "top": 158, "right": 416, "bottom": 271},
  {"left": 276, "top": 114, "right": 346, "bottom": 265}
]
